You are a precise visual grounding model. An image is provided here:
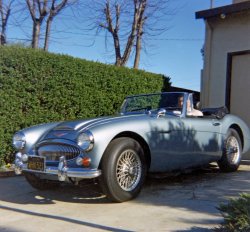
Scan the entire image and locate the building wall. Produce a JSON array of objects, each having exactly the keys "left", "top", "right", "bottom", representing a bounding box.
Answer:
[{"left": 201, "top": 11, "right": 250, "bottom": 108}]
